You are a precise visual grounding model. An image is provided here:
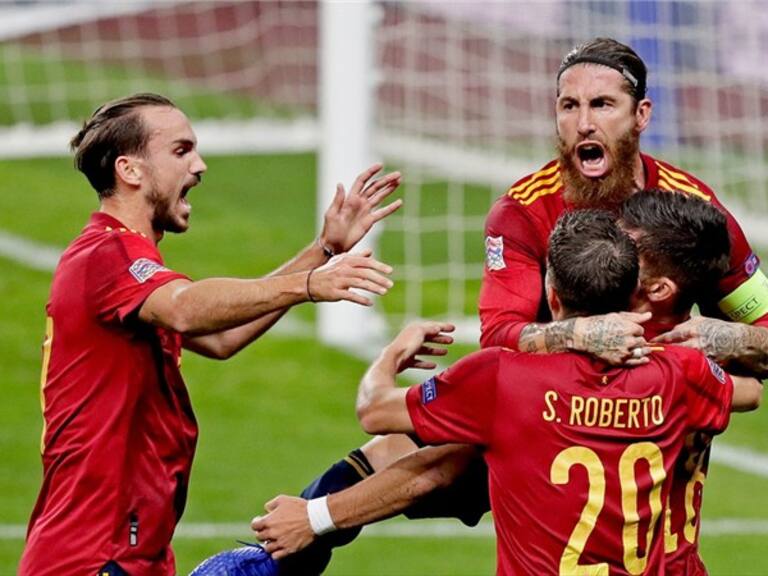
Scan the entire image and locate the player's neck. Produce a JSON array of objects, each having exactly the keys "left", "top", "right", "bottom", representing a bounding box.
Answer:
[
  {"left": 99, "top": 195, "right": 159, "bottom": 245},
  {"left": 646, "top": 300, "right": 688, "bottom": 328},
  {"left": 632, "top": 152, "right": 646, "bottom": 190}
]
